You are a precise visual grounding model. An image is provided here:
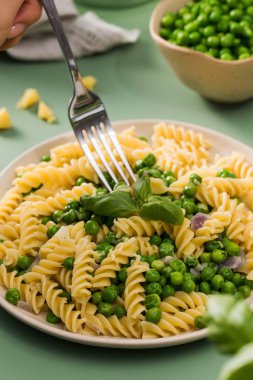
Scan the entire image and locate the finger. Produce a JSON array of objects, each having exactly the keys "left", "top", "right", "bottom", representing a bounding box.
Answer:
[
  {"left": 0, "top": 34, "right": 23, "bottom": 51},
  {"left": 0, "top": 0, "right": 24, "bottom": 40},
  {"left": 14, "top": 0, "right": 42, "bottom": 28}
]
